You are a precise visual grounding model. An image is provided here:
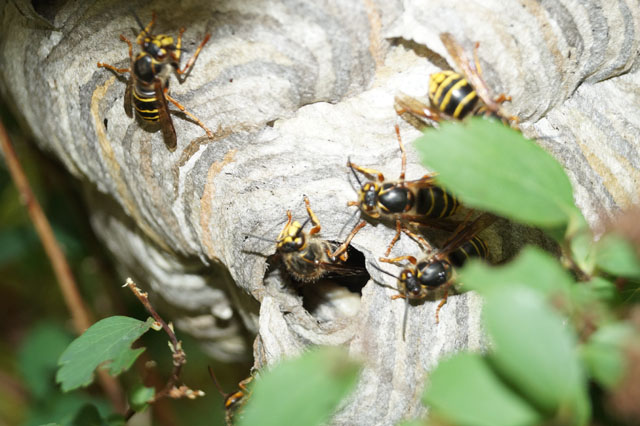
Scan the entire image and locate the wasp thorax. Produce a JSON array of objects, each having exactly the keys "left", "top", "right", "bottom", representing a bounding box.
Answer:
[
  {"left": 418, "top": 260, "right": 451, "bottom": 288},
  {"left": 378, "top": 184, "right": 411, "bottom": 214}
]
